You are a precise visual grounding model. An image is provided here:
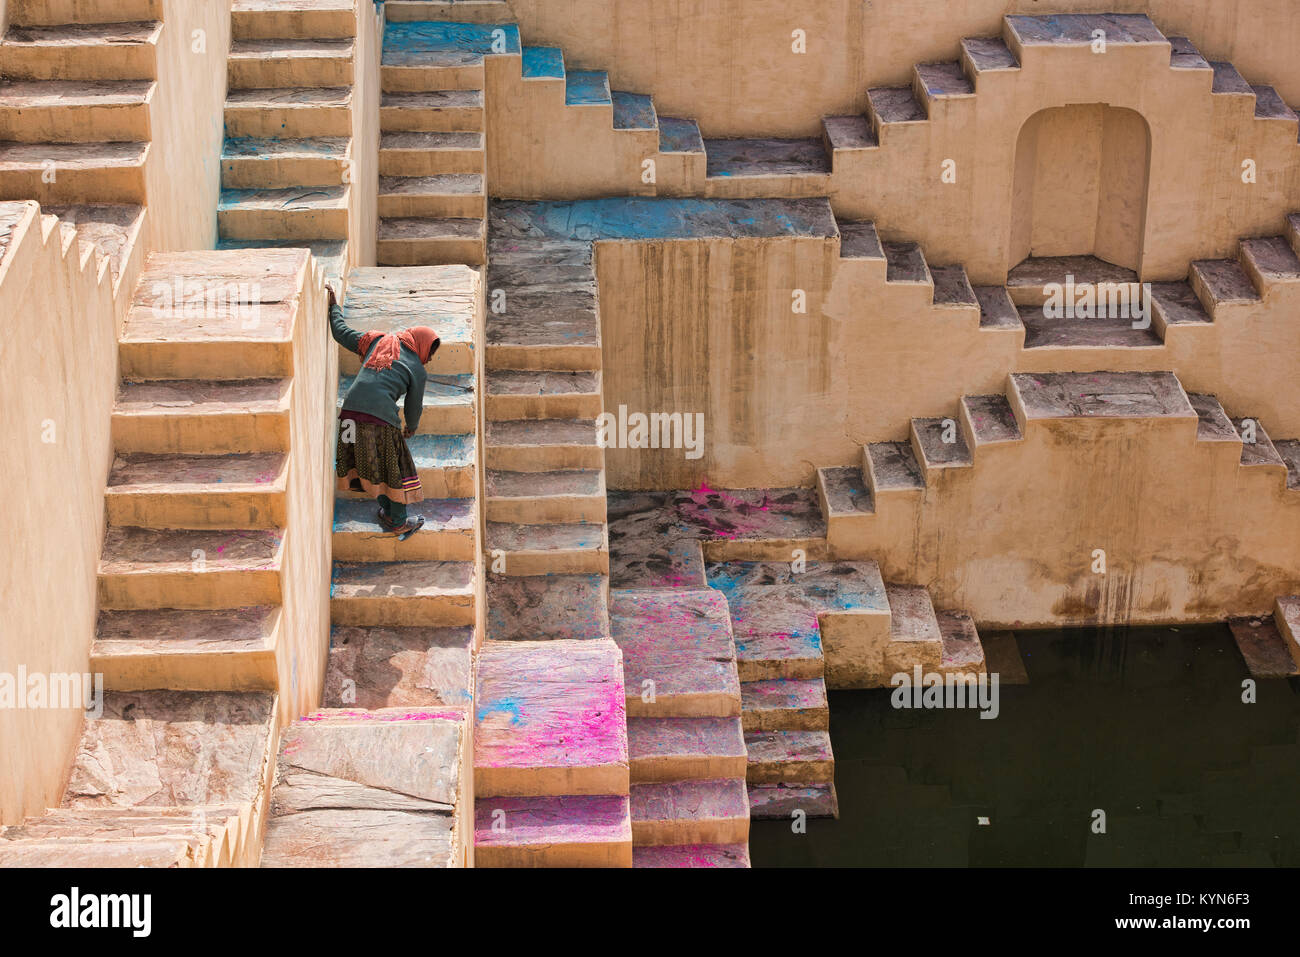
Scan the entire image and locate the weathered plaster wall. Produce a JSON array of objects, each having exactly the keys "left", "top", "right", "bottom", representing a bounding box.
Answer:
[
  {"left": 830, "top": 411, "right": 1300, "bottom": 627},
  {"left": 506, "top": 0, "right": 1300, "bottom": 137},
  {"left": 599, "top": 233, "right": 1300, "bottom": 489},
  {"left": 278, "top": 261, "right": 336, "bottom": 724},
  {"left": 0, "top": 202, "right": 142, "bottom": 824},
  {"left": 349, "top": 0, "right": 381, "bottom": 268},
  {"left": 143, "top": 0, "right": 231, "bottom": 253}
]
